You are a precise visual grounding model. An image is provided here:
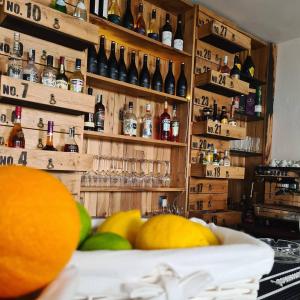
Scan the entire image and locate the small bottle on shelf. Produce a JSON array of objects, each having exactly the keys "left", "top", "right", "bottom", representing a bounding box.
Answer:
[
  {"left": 107, "top": 41, "right": 118, "bottom": 80},
  {"left": 160, "top": 101, "right": 171, "bottom": 141},
  {"left": 171, "top": 103, "right": 179, "bottom": 142},
  {"left": 228, "top": 100, "right": 237, "bottom": 126},
  {"left": 23, "top": 48, "right": 39, "bottom": 83},
  {"left": 107, "top": 0, "right": 121, "bottom": 25},
  {"left": 219, "top": 56, "right": 231, "bottom": 76},
  {"left": 64, "top": 127, "right": 79, "bottom": 152},
  {"left": 7, "top": 32, "right": 23, "bottom": 79},
  {"left": 147, "top": 9, "right": 159, "bottom": 40},
  {"left": 212, "top": 148, "right": 219, "bottom": 166},
  {"left": 212, "top": 100, "right": 219, "bottom": 122},
  {"left": 94, "top": 94, "right": 105, "bottom": 133},
  {"left": 142, "top": 103, "right": 152, "bottom": 139},
  {"left": 118, "top": 46, "right": 127, "bottom": 82},
  {"left": 87, "top": 45, "right": 98, "bottom": 74},
  {"left": 8, "top": 106, "right": 25, "bottom": 148},
  {"left": 56, "top": 56, "right": 68, "bottom": 90},
  {"left": 97, "top": 35, "right": 108, "bottom": 77},
  {"left": 84, "top": 88, "right": 95, "bottom": 131},
  {"left": 230, "top": 55, "right": 241, "bottom": 79},
  {"left": 73, "top": 0, "right": 87, "bottom": 21},
  {"left": 139, "top": 54, "right": 150, "bottom": 88},
  {"left": 43, "top": 121, "right": 57, "bottom": 151},
  {"left": 127, "top": 51, "right": 138, "bottom": 85},
  {"left": 54, "top": 0, "right": 67, "bottom": 13},
  {"left": 42, "top": 55, "right": 56, "bottom": 87},
  {"left": 70, "top": 58, "right": 84, "bottom": 93},
  {"left": 176, "top": 62, "right": 187, "bottom": 97},
  {"left": 255, "top": 86, "right": 262, "bottom": 117},
  {"left": 122, "top": 0, "right": 134, "bottom": 30},
  {"left": 151, "top": 57, "right": 163, "bottom": 92},
  {"left": 220, "top": 106, "right": 228, "bottom": 124},
  {"left": 242, "top": 50, "right": 255, "bottom": 78},
  {"left": 223, "top": 150, "right": 231, "bottom": 167},
  {"left": 174, "top": 15, "right": 184, "bottom": 51},
  {"left": 205, "top": 144, "right": 212, "bottom": 164},
  {"left": 164, "top": 60, "right": 175, "bottom": 95},
  {"left": 135, "top": 2, "right": 146, "bottom": 35},
  {"left": 161, "top": 13, "right": 173, "bottom": 47},
  {"left": 123, "top": 102, "right": 137, "bottom": 137}
]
